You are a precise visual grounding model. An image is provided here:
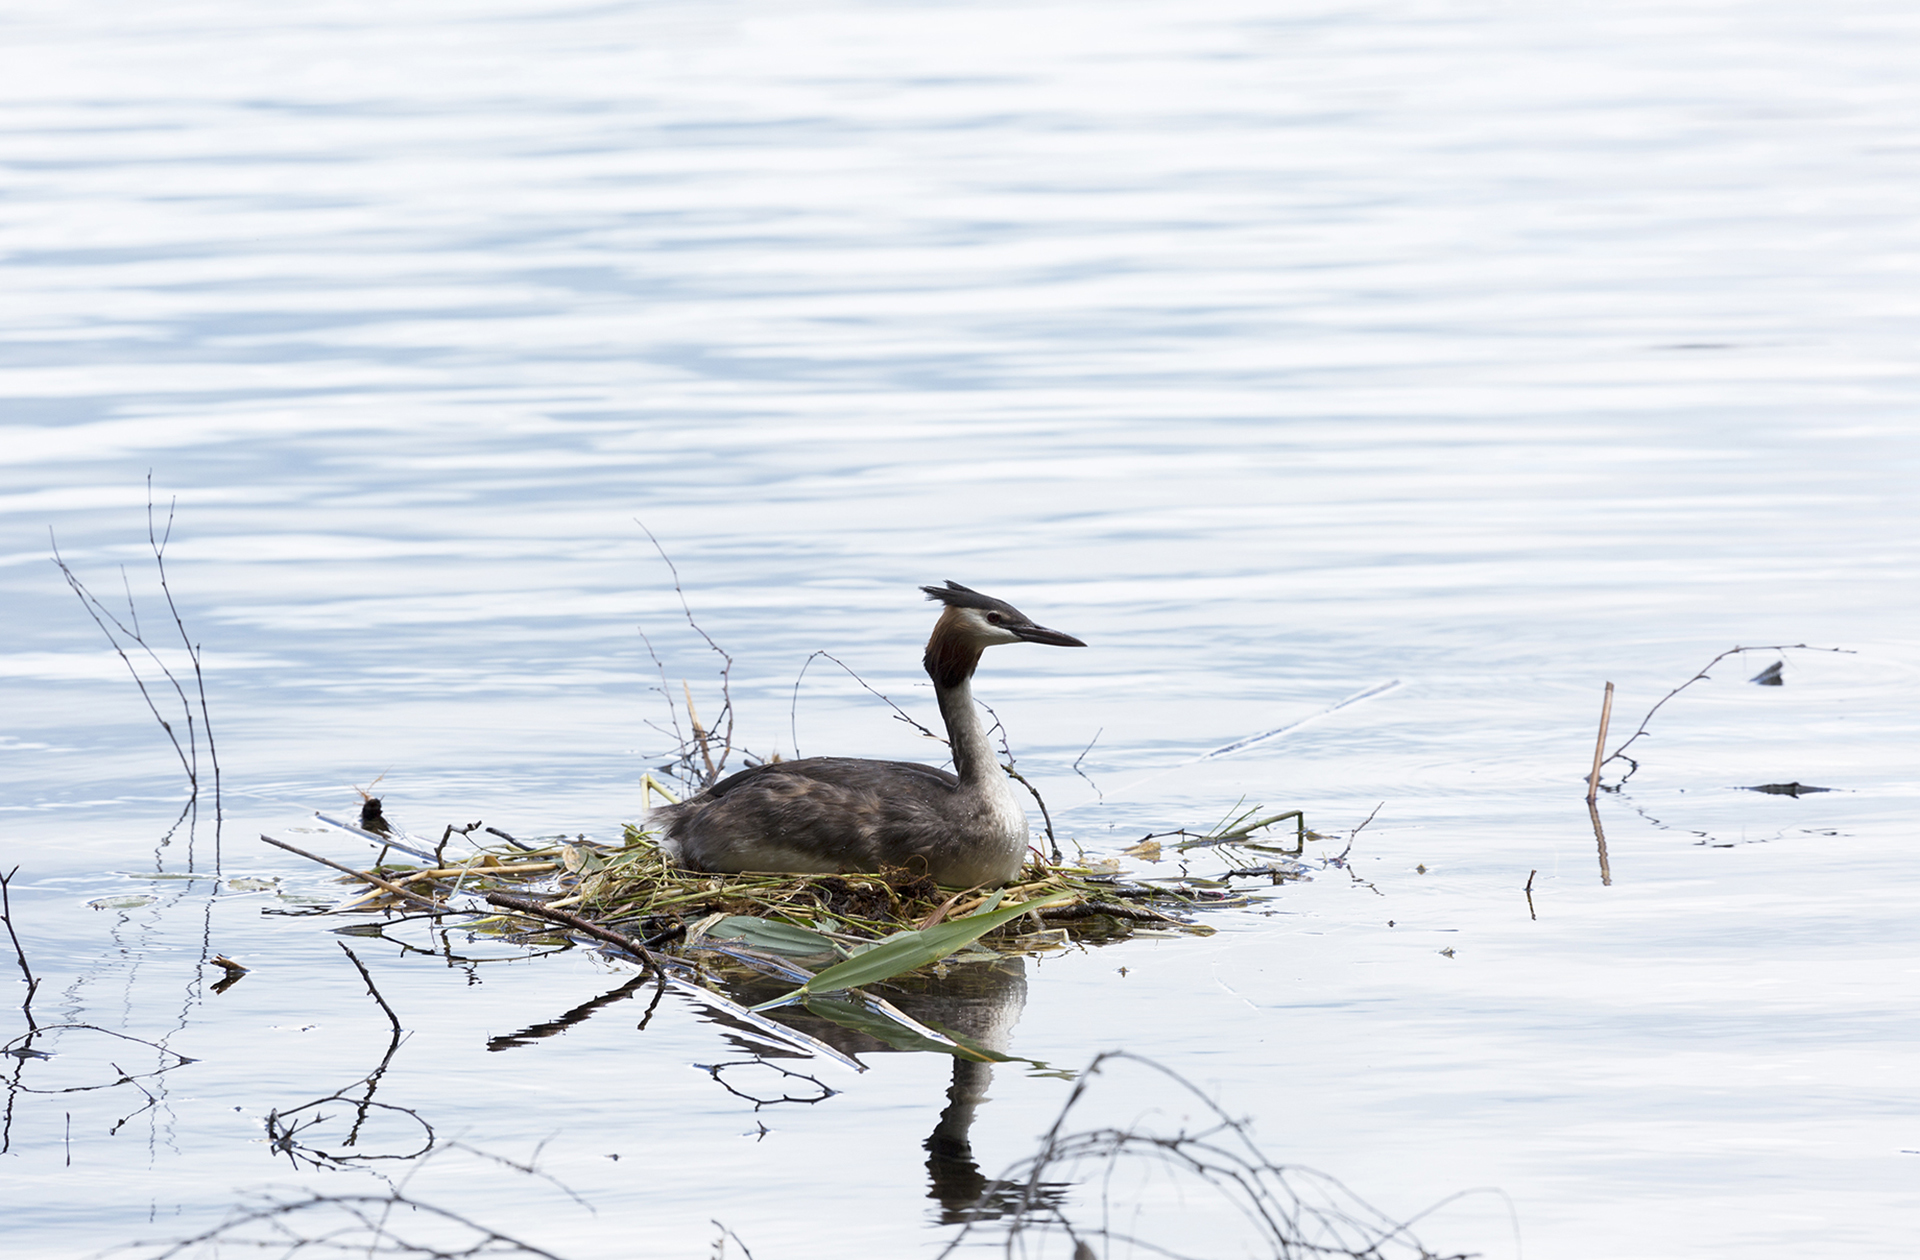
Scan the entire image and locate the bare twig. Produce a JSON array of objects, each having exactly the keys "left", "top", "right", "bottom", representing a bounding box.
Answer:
[
  {"left": 1602, "top": 644, "right": 1852, "bottom": 785},
  {"left": 337, "top": 942, "right": 402, "bottom": 1036},
  {"left": 1003, "top": 765, "right": 1059, "bottom": 864},
  {"left": 255, "top": 942, "right": 424, "bottom": 1168},
  {"left": 1333, "top": 802, "right": 1384, "bottom": 864},
  {"left": 47, "top": 480, "right": 222, "bottom": 860},
  {"left": 437, "top": 820, "right": 483, "bottom": 866},
  {"left": 696, "top": 1059, "right": 838, "bottom": 1109},
  {"left": 484, "top": 825, "right": 533, "bottom": 851},
  {"left": 145, "top": 477, "right": 221, "bottom": 840},
  {"left": 711, "top": 1219, "right": 758, "bottom": 1259},
  {"left": 50, "top": 541, "right": 196, "bottom": 796},
  {"left": 980, "top": 700, "right": 1060, "bottom": 864},
  {"left": 790, "top": 649, "right": 942, "bottom": 759},
  {"left": 121, "top": 1188, "right": 568, "bottom": 1260},
  {"left": 636, "top": 627, "right": 688, "bottom": 764},
  {"left": 637, "top": 523, "right": 736, "bottom": 785},
  {"left": 939, "top": 1050, "right": 1477, "bottom": 1259},
  {"left": 1070, "top": 728, "right": 1103, "bottom": 803},
  {"left": 1, "top": 867, "right": 40, "bottom": 1032},
  {"left": 3, "top": 1024, "right": 194, "bottom": 1095}
]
